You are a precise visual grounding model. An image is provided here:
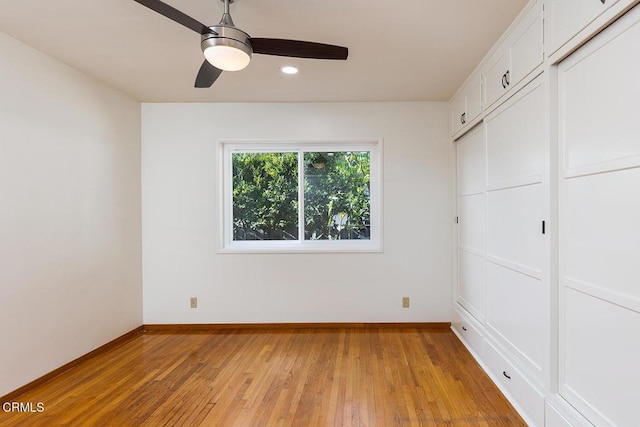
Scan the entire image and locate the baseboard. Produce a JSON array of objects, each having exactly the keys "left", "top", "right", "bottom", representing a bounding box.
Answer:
[
  {"left": 143, "top": 322, "right": 451, "bottom": 332},
  {"left": 1, "top": 325, "right": 144, "bottom": 401}
]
